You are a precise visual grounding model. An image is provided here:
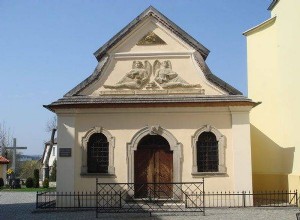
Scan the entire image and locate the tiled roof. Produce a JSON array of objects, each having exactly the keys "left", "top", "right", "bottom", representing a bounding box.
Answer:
[{"left": 0, "top": 156, "right": 10, "bottom": 164}]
